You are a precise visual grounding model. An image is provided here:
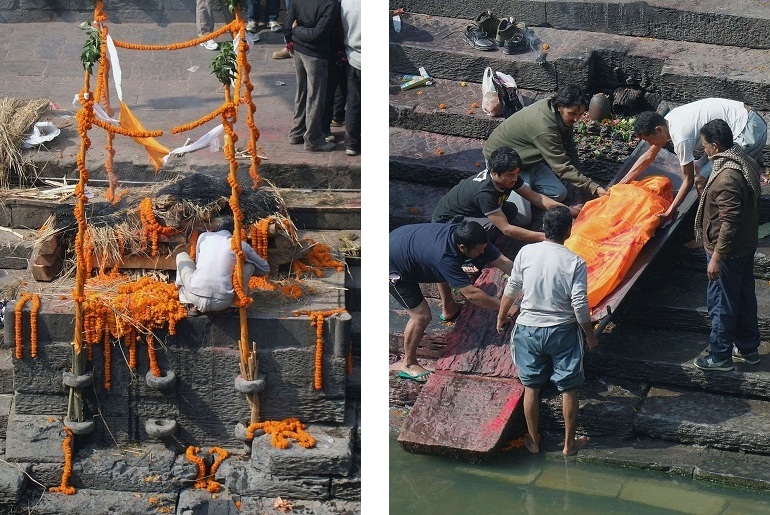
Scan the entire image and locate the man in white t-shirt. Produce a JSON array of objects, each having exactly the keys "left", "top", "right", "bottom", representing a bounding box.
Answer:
[
  {"left": 619, "top": 98, "right": 767, "bottom": 222},
  {"left": 175, "top": 217, "right": 270, "bottom": 315}
]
